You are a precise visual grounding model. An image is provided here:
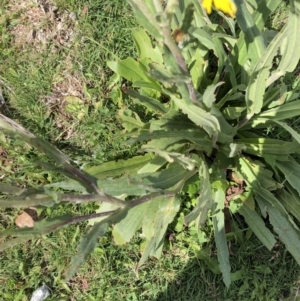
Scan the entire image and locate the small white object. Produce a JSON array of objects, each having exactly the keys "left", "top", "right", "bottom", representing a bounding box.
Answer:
[{"left": 30, "top": 284, "right": 50, "bottom": 301}]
